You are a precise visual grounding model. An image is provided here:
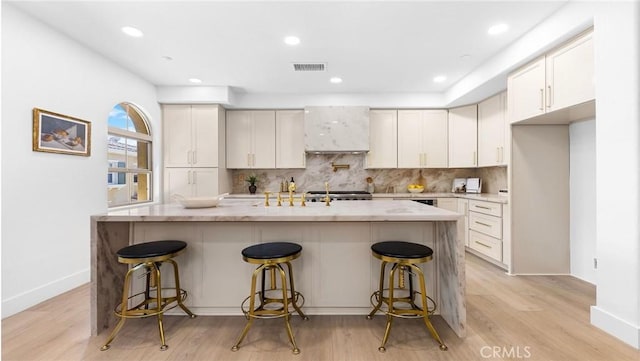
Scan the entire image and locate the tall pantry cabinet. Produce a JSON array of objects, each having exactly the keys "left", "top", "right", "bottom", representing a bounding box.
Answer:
[{"left": 162, "top": 104, "right": 231, "bottom": 202}]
